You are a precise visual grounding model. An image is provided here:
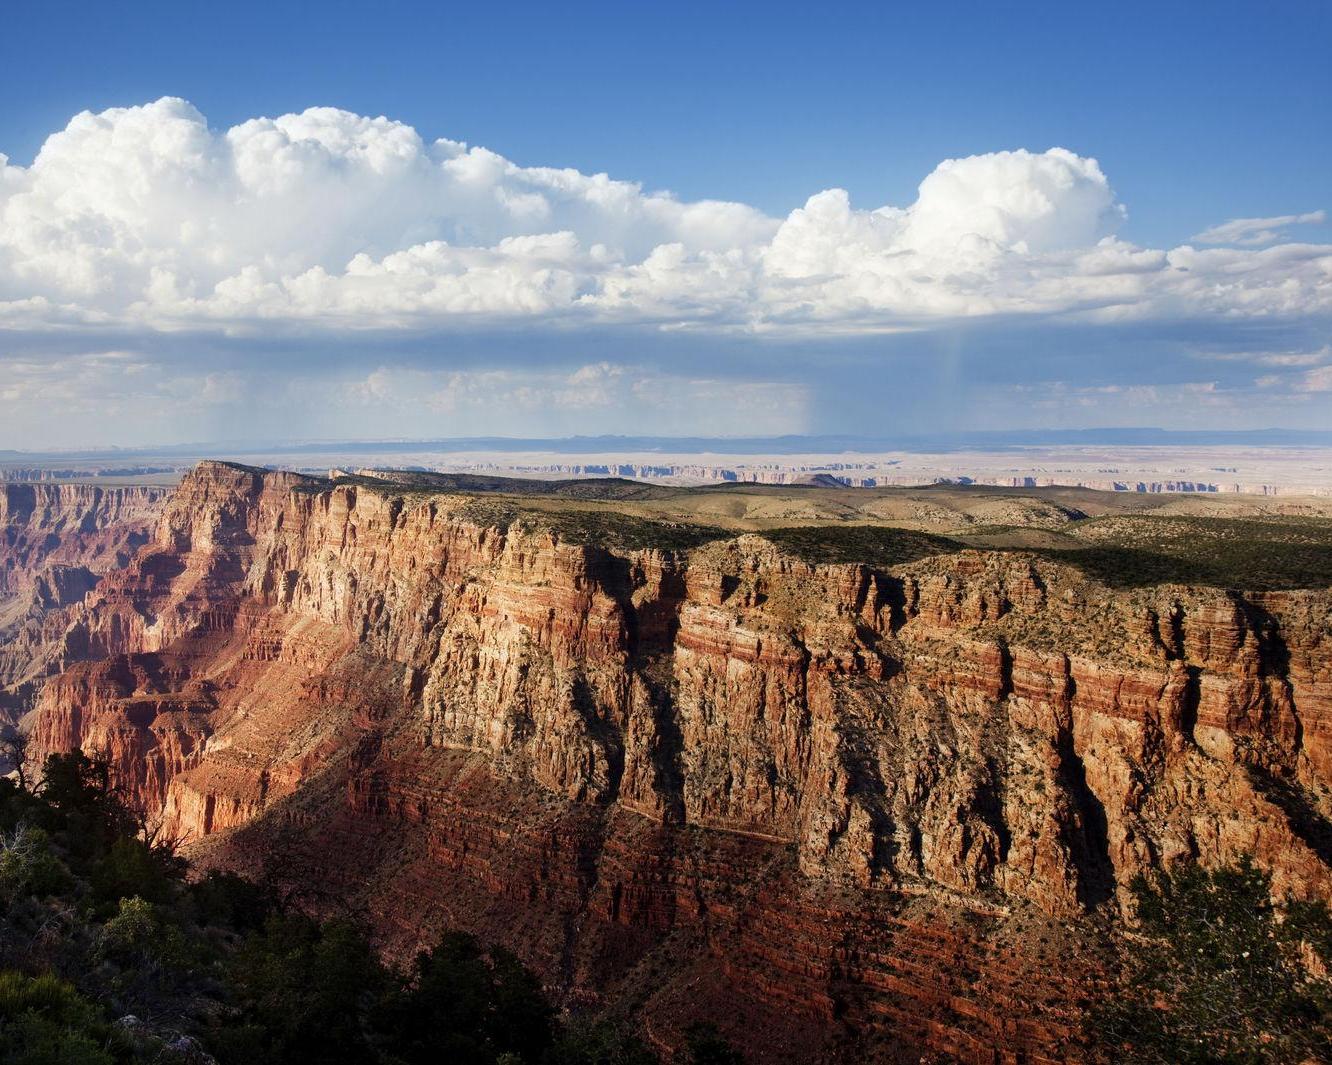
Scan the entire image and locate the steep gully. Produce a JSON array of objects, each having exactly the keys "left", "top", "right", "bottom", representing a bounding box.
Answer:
[{"left": 5, "top": 463, "right": 1331, "bottom": 1062}]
